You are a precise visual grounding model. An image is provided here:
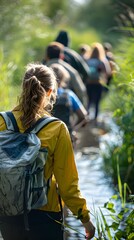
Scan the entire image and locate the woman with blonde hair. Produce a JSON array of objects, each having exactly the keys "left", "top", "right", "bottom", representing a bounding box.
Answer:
[
  {"left": 92, "top": 42, "right": 112, "bottom": 76},
  {"left": 0, "top": 63, "right": 95, "bottom": 240},
  {"left": 86, "top": 42, "right": 111, "bottom": 121}
]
